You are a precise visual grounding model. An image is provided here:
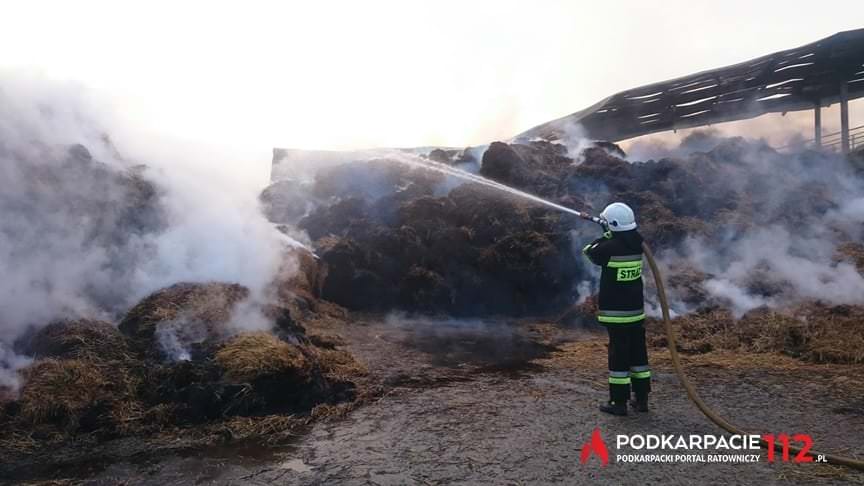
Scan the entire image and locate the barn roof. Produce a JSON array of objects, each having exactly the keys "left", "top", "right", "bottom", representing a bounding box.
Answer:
[{"left": 517, "top": 29, "right": 864, "bottom": 142}]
